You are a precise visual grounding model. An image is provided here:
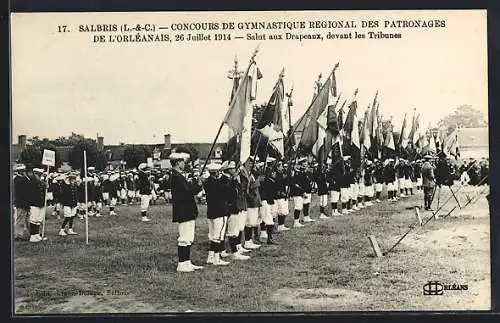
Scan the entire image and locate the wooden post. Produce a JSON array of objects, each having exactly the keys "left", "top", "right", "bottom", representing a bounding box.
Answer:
[
  {"left": 368, "top": 235, "right": 384, "bottom": 257},
  {"left": 84, "top": 151, "right": 89, "bottom": 245},
  {"left": 41, "top": 164, "right": 50, "bottom": 240}
]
